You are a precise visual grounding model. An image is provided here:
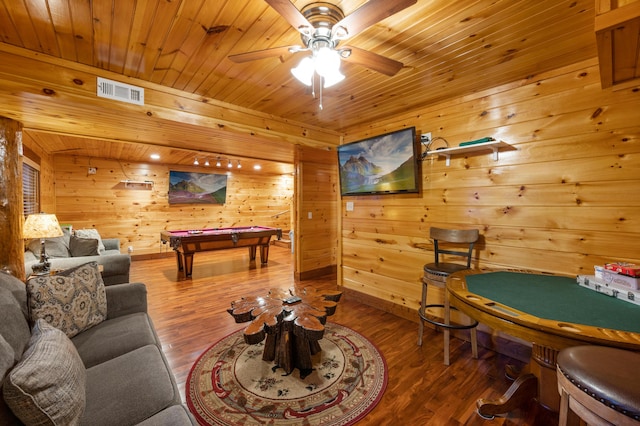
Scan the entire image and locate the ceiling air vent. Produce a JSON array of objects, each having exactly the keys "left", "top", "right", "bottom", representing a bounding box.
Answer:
[{"left": 97, "top": 77, "right": 144, "bottom": 106}]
